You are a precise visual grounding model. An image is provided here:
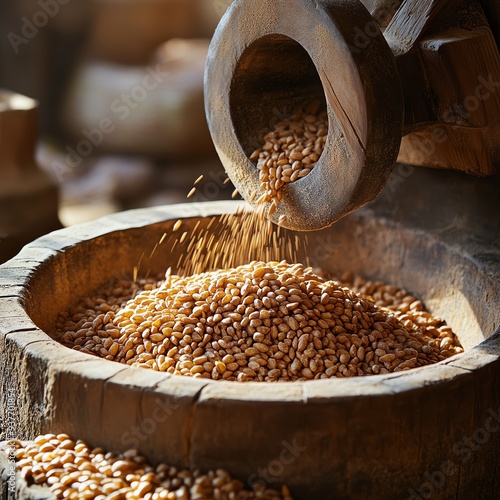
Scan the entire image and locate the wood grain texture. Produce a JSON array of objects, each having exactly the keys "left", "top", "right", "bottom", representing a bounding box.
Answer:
[
  {"left": 205, "top": 0, "right": 500, "bottom": 232},
  {"left": 384, "top": 0, "right": 500, "bottom": 174},
  {"left": 398, "top": 122, "right": 500, "bottom": 175},
  {"left": 384, "top": 0, "right": 461, "bottom": 55},
  {"left": 420, "top": 27, "right": 500, "bottom": 127},
  {"left": 360, "top": 0, "right": 405, "bottom": 29}
]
